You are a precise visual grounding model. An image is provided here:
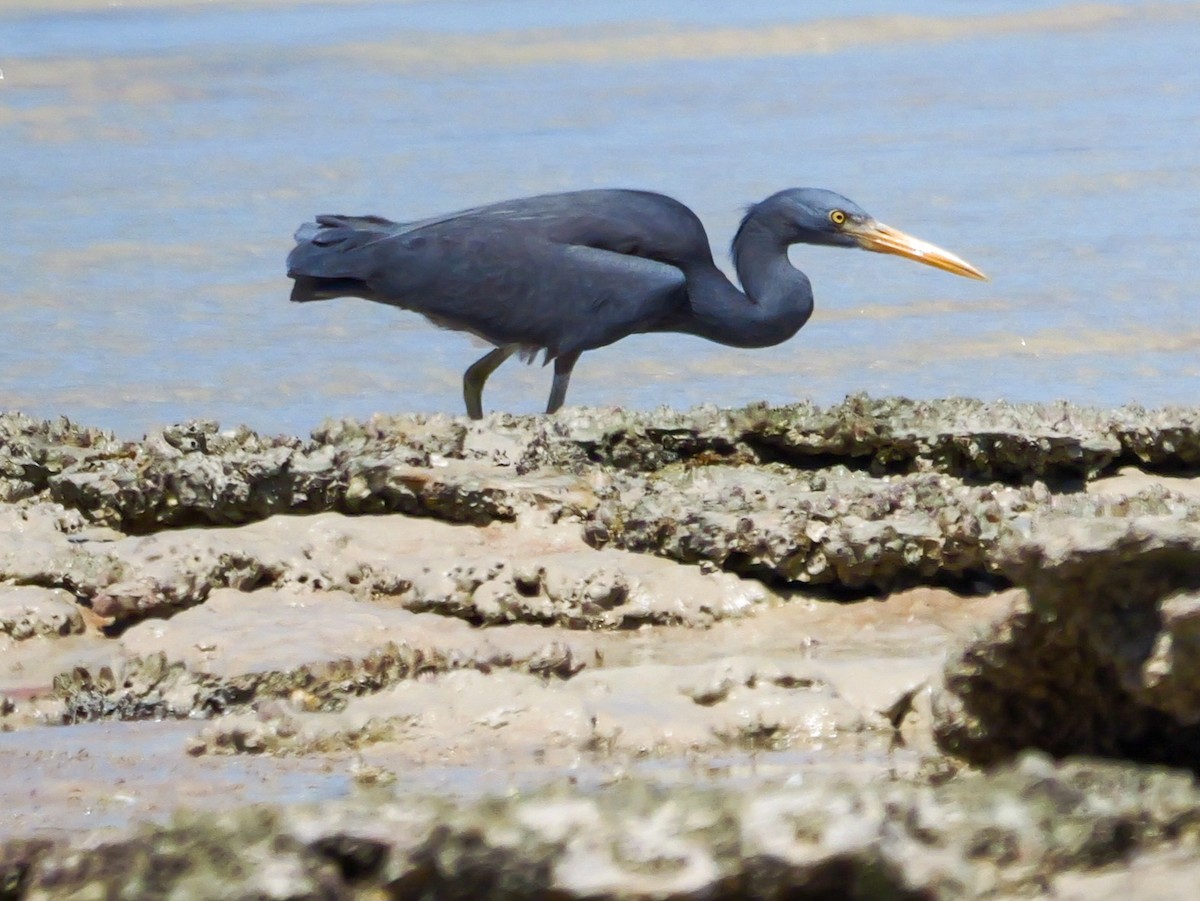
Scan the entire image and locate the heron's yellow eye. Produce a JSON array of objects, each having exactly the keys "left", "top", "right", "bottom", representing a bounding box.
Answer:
[{"left": 829, "top": 209, "right": 847, "bottom": 226}]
